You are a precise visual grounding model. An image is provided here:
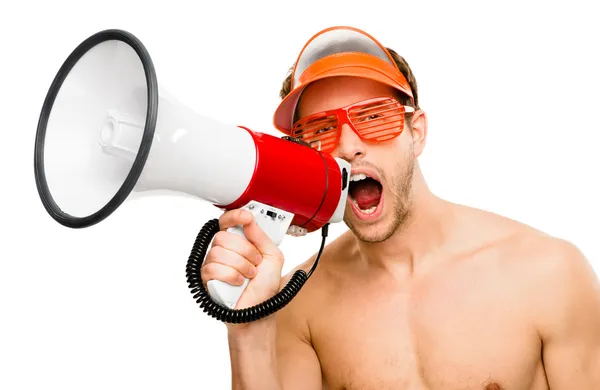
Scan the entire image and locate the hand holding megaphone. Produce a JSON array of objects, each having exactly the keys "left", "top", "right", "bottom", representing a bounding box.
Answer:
[{"left": 202, "top": 209, "right": 285, "bottom": 311}]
